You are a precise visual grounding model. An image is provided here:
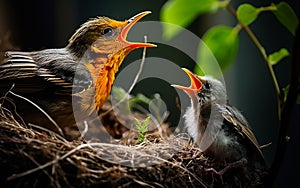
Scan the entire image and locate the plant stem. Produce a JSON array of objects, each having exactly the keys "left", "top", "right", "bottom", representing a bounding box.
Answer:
[
  {"left": 100, "top": 36, "right": 149, "bottom": 116},
  {"left": 227, "top": 3, "right": 300, "bottom": 187},
  {"left": 218, "top": 0, "right": 231, "bottom": 8},
  {"left": 256, "top": 5, "right": 277, "bottom": 13},
  {"left": 226, "top": 5, "right": 282, "bottom": 118},
  {"left": 267, "top": 26, "right": 300, "bottom": 187}
]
